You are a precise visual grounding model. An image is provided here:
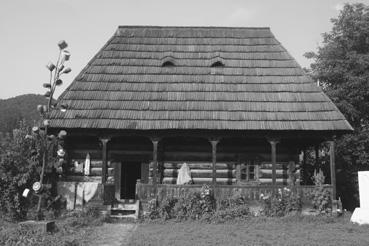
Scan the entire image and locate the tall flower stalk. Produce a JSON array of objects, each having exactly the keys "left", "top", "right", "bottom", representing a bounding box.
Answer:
[{"left": 34, "top": 40, "right": 71, "bottom": 219}]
